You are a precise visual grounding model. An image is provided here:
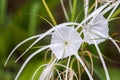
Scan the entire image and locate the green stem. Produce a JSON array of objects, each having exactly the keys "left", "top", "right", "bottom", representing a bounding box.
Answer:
[
  {"left": 71, "top": 0, "right": 77, "bottom": 21},
  {"left": 111, "top": 8, "right": 120, "bottom": 18},
  {"left": 88, "top": 2, "right": 95, "bottom": 14},
  {"left": 42, "top": 0, "right": 57, "bottom": 26},
  {"left": 29, "top": 2, "right": 40, "bottom": 36}
]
